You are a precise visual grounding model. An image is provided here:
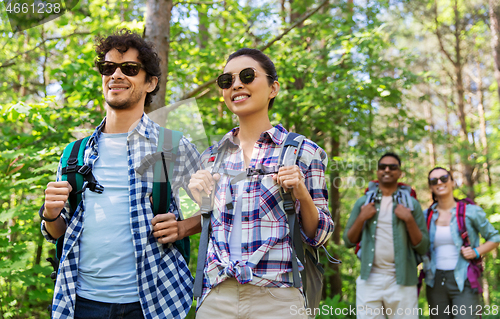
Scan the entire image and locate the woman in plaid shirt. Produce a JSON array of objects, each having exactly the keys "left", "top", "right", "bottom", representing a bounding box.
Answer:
[{"left": 189, "top": 48, "right": 334, "bottom": 319}]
